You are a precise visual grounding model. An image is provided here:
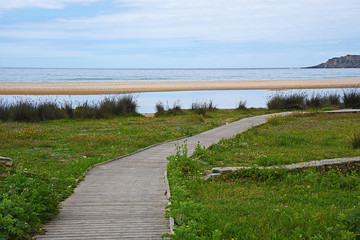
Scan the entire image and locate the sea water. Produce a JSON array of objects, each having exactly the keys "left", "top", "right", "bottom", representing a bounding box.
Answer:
[{"left": 1, "top": 68, "right": 360, "bottom": 113}]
